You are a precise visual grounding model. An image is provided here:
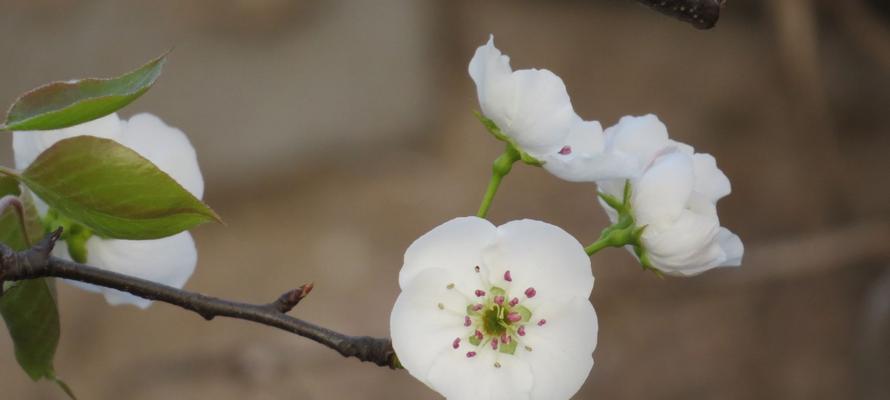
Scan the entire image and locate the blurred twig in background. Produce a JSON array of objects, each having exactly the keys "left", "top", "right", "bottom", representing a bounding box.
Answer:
[
  {"left": 636, "top": 0, "right": 724, "bottom": 29},
  {"left": 832, "top": 0, "right": 890, "bottom": 70}
]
